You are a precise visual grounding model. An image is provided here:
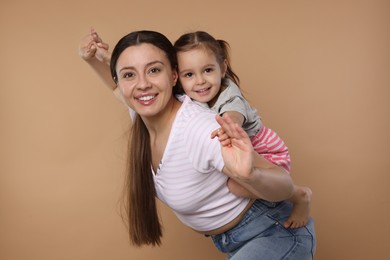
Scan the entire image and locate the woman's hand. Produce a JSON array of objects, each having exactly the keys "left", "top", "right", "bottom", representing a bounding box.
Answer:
[
  {"left": 78, "top": 28, "right": 116, "bottom": 91},
  {"left": 213, "top": 113, "right": 254, "bottom": 181},
  {"left": 213, "top": 113, "right": 294, "bottom": 201},
  {"left": 79, "top": 28, "right": 110, "bottom": 63}
]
